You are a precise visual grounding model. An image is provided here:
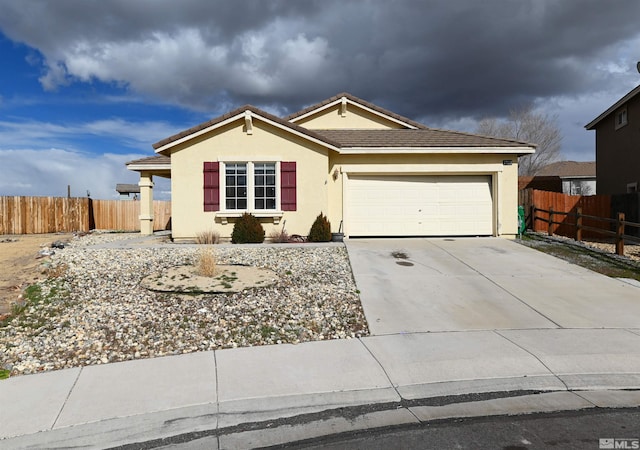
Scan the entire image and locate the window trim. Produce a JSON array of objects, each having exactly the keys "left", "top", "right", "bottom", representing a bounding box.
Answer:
[
  {"left": 615, "top": 106, "right": 628, "bottom": 130},
  {"left": 219, "top": 161, "right": 282, "bottom": 213}
]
